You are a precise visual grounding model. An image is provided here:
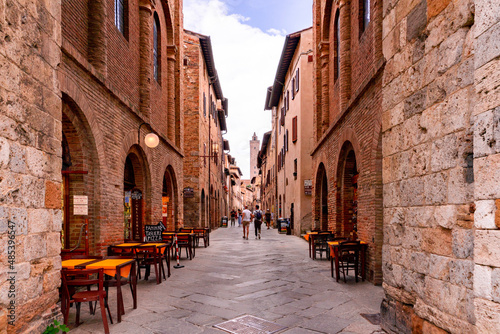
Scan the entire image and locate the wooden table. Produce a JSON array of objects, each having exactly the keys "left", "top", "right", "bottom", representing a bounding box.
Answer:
[
  {"left": 61, "top": 258, "right": 136, "bottom": 323},
  {"left": 179, "top": 228, "right": 210, "bottom": 247},
  {"left": 139, "top": 242, "right": 171, "bottom": 278},
  {"left": 304, "top": 232, "right": 318, "bottom": 258},
  {"left": 162, "top": 232, "right": 195, "bottom": 259},
  {"left": 328, "top": 241, "right": 368, "bottom": 282}
]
